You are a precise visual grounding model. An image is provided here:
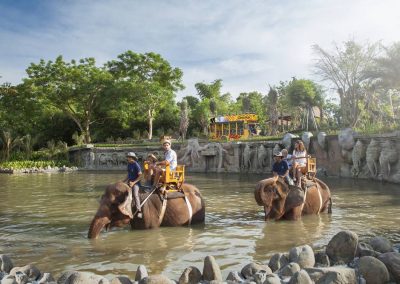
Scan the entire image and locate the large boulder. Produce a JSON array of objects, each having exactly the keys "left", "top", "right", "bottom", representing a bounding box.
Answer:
[
  {"left": 178, "top": 266, "right": 202, "bottom": 284},
  {"left": 301, "top": 132, "right": 313, "bottom": 150},
  {"left": 288, "top": 270, "right": 313, "bottom": 284},
  {"left": 326, "top": 230, "right": 358, "bottom": 264},
  {"left": 0, "top": 255, "right": 13, "bottom": 274},
  {"left": 289, "top": 245, "right": 315, "bottom": 268},
  {"left": 356, "top": 242, "right": 379, "bottom": 257},
  {"left": 378, "top": 252, "right": 400, "bottom": 283},
  {"left": 1, "top": 275, "right": 17, "bottom": 284},
  {"left": 9, "top": 264, "right": 41, "bottom": 282},
  {"left": 263, "top": 274, "right": 281, "bottom": 284},
  {"left": 314, "top": 251, "right": 330, "bottom": 267},
  {"left": 203, "top": 256, "right": 222, "bottom": 282},
  {"left": 240, "top": 262, "right": 271, "bottom": 280},
  {"left": 225, "top": 271, "right": 244, "bottom": 283},
  {"left": 38, "top": 272, "right": 55, "bottom": 284},
  {"left": 358, "top": 256, "right": 389, "bottom": 284},
  {"left": 369, "top": 236, "right": 393, "bottom": 253},
  {"left": 59, "top": 271, "right": 109, "bottom": 284},
  {"left": 305, "top": 267, "right": 357, "bottom": 284},
  {"left": 111, "top": 276, "right": 133, "bottom": 284},
  {"left": 139, "top": 275, "right": 174, "bottom": 284},
  {"left": 268, "top": 253, "right": 289, "bottom": 272},
  {"left": 278, "top": 262, "right": 300, "bottom": 277},
  {"left": 135, "top": 265, "right": 148, "bottom": 282}
]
